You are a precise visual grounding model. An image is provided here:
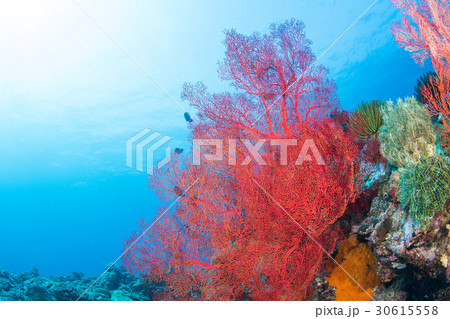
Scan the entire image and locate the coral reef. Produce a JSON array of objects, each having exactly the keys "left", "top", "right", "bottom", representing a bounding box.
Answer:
[
  {"left": 414, "top": 71, "right": 439, "bottom": 105},
  {"left": 326, "top": 237, "right": 381, "bottom": 301},
  {"left": 329, "top": 109, "right": 349, "bottom": 132},
  {"left": 352, "top": 169, "right": 450, "bottom": 300},
  {"left": 360, "top": 138, "right": 387, "bottom": 165},
  {"left": 0, "top": 264, "right": 161, "bottom": 301},
  {"left": 310, "top": 270, "right": 336, "bottom": 301},
  {"left": 378, "top": 97, "right": 436, "bottom": 168},
  {"left": 391, "top": 0, "right": 450, "bottom": 152},
  {"left": 398, "top": 155, "right": 450, "bottom": 222},
  {"left": 349, "top": 100, "right": 384, "bottom": 140},
  {"left": 118, "top": 3, "right": 450, "bottom": 301},
  {"left": 422, "top": 60, "right": 450, "bottom": 153}
]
